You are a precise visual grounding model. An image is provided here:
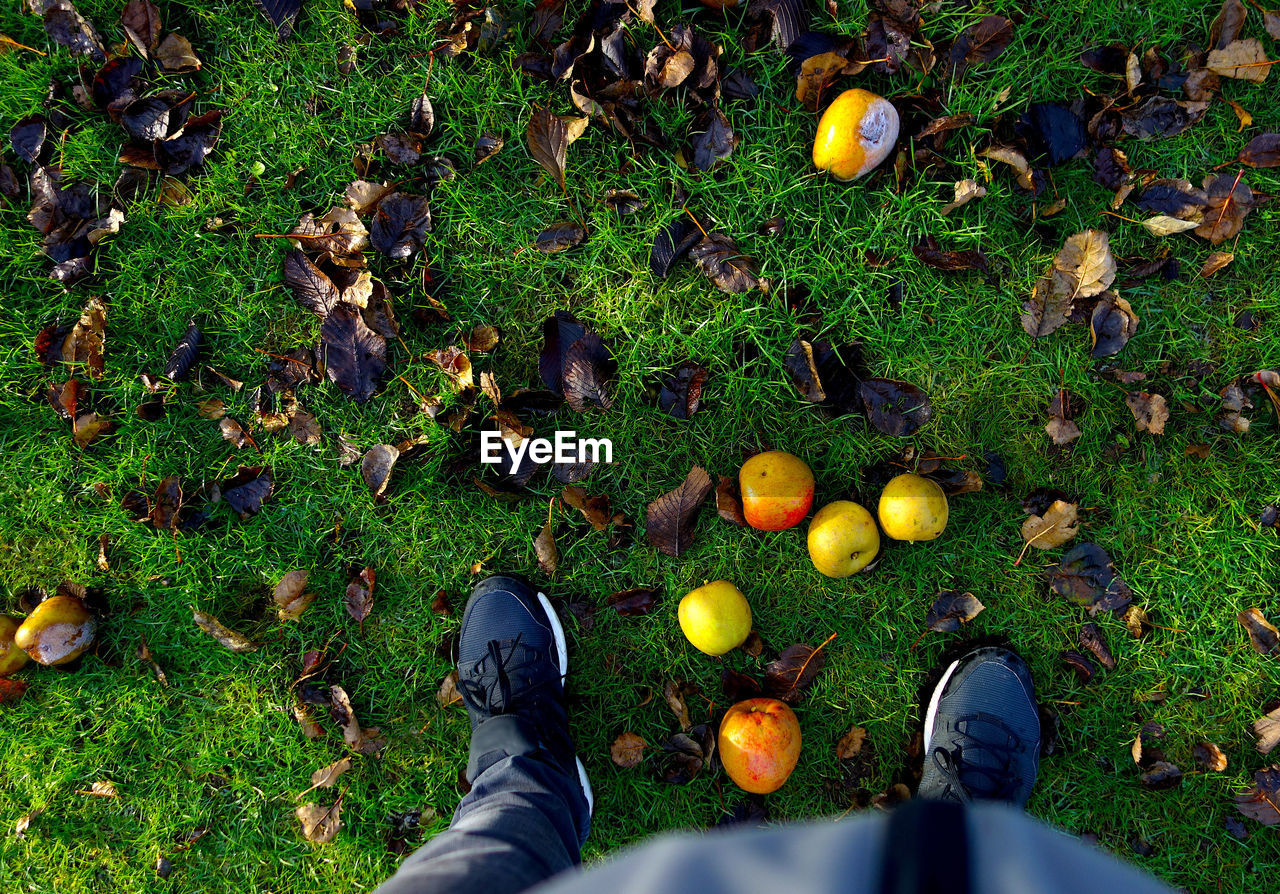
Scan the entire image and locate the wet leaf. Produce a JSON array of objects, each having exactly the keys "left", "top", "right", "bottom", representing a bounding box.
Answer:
[
  {"left": 284, "top": 250, "right": 340, "bottom": 317},
  {"left": 645, "top": 465, "right": 713, "bottom": 557},
  {"left": 296, "top": 795, "right": 344, "bottom": 845},
  {"left": 370, "top": 192, "right": 431, "bottom": 260},
  {"left": 361, "top": 444, "right": 399, "bottom": 502},
  {"left": 256, "top": 0, "right": 301, "bottom": 40},
  {"left": 949, "top": 15, "right": 1013, "bottom": 76},
  {"left": 660, "top": 724, "right": 714, "bottom": 785},
  {"left": 163, "top": 318, "right": 201, "bottom": 381},
  {"left": 220, "top": 465, "right": 272, "bottom": 518},
  {"left": 1060, "top": 650, "right": 1096, "bottom": 683},
  {"left": 274, "top": 569, "right": 317, "bottom": 622},
  {"left": 43, "top": 1, "right": 106, "bottom": 61},
  {"left": 1125, "top": 392, "right": 1169, "bottom": 435},
  {"left": 1194, "top": 742, "right": 1228, "bottom": 772},
  {"left": 220, "top": 417, "right": 251, "bottom": 449},
  {"left": 1049, "top": 542, "right": 1133, "bottom": 615},
  {"left": 345, "top": 567, "right": 376, "bottom": 628},
  {"left": 859, "top": 378, "right": 933, "bottom": 436},
  {"left": 1239, "top": 133, "right": 1280, "bottom": 168},
  {"left": 193, "top": 609, "right": 258, "bottom": 652},
  {"left": 320, "top": 303, "right": 386, "bottom": 403},
  {"left": 1021, "top": 499, "right": 1079, "bottom": 550},
  {"left": 1079, "top": 622, "right": 1116, "bottom": 671},
  {"left": 1121, "top": 96, "right": 1209, "bottom": 140},
  {"left": 608, "top": 588, "right": 659, "bottom": 616},
  {"left": 527, "top": 107, "right": 570, "bottom": 191},
  {"left": 721, "top": 668, "right": 763, "bottom": 702},
  {"left": 150, "top": 475, "right": 183, "bottom": 530},
  {"left": 764, "top": 641, "right": 829, "bottom": 704},
  {"left": 690, "top": 233, "right": 761, "bottom": 294},
  {"left": 649, "top": 217, "right": 700, "bottom": 277},
  {"left": 1140, "top": 761, "right": 1183, "bottom": 790},
  {"left": 924, "top": 590, "right": 985, "bottom": 633},
  {"left": 1090, "top": 293, "right": 1139, "bottom": 358},
  {"left": 784, "top": 336, "right": 864, "bottom": 413},
  {"left": 1018, "top": 103, "right": 1087, "bottom": 167},
  {"left": 534, "top": 221, "right": 586, "bottom": 253},
  {"left": 912, "top": 237, "right": 989, "bottom": 273},
  {"left": 1208, "top": 39, "right": 1271, "bottom": 82},
  {"left": 11, "top": 115, "right": 47, "bottom": 165},
  {"left": 1234, "top": 765, "right": 1280, "bottom": 825},
  {"left": 1195, "top": 173, "right": 1253, "bottom": 245},
  {"left": 836, "top": 725, "right": 868, "bottom": 760},
  {"left": 534, "top": 518, "right": 558, "bottom": 575},
  {"left": 1238, "top": 608, "right": 1279, "bottom": 656},
  {"left": 611, "top": 731, "right": 646, "bottom": 768},
  {"left": 690, "top": 106, "right": 736, "bottom": 171},
  {"left": 980, "top": 145, "right": 1035, "bottom": 190},
  {"left": 658, "top": 361, "right": 709, "bottom": 420},
  {"left": 716, "top": 475, "right": 748, "bottom": 527}
]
